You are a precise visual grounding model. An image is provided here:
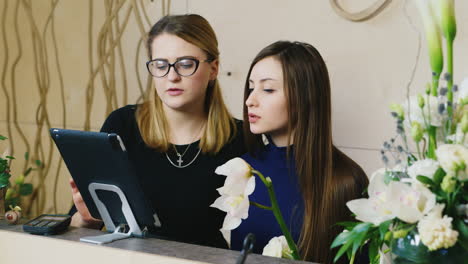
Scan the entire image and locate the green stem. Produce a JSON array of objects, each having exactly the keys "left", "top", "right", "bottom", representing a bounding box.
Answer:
[
  {"left": 427, "top": 126, "right": 437, "bottom": 159},
  {"left": 252, "top": 169, "right": 301, "bottom": 260},
  {"left": 432, "top": 73, "right": 440, "bottom": 97},
  {"left": 416, "top": 141, "right": 422, "bottom": 160},
  {"left": 443, "top": 38, "right": 455, "bottom": 142},
  {"left": 446, "top": 38, "right": 454, "bottom": 124},
  {"left": 250, "top": 201, "right": 272, "bottom": 211}
]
